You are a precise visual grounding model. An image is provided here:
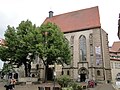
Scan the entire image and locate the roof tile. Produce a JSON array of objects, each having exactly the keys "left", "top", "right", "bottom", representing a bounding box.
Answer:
[
  {"left": 44, "top": 6, "right": 101, "bottom": 32},
  {"left": 111, "top": 41, "right": 120, "bottom": 52}
]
